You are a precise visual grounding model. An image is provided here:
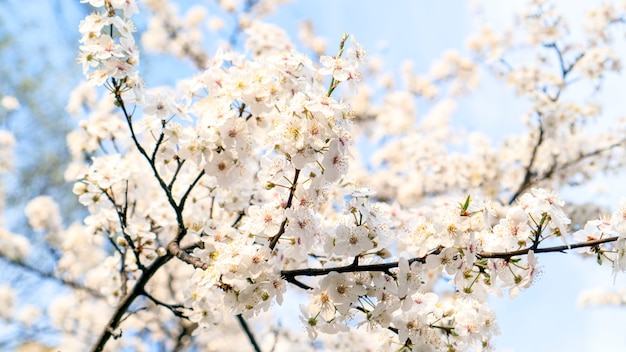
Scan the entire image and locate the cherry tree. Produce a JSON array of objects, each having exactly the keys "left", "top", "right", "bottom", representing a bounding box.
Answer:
[{"left": 2, "top": 0, "right": 626, "bottom": 351}]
